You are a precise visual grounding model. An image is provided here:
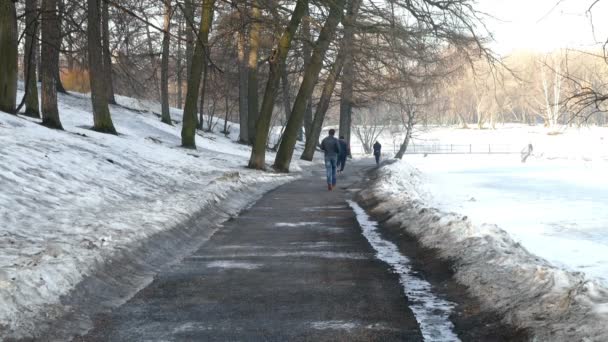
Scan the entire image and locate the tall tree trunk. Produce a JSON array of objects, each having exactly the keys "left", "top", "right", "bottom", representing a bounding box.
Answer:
[
  {"left": 300, "top": 50, "right": 346, "bottom": 161},
  {"left": 0, "top": 0, "right": 17, "bottom": 114},
  {"left": 395, "top": 116, "right": 413, "bottom": 159},
  {"left": 247, "top": 0, "right": 308, "bottom": 170},
  {"left": 236, "top": 10, "right": 248, "bottom": 143},
  {"left": 184, "top": 0, "right": 194, "bottom": 78},
  {"left": 301, "top": 0, "right": 361, "bottom": 161},
  {"left": 181, "top": 0, "right": 214, "bottom": 148},
  {"left": 54, "top": 0, "right": 66, "bottom": 94},
  {"left": 246, "top": 1, "right": 261, "bottom": 144},
  {"left": 280, "top": 60, "right": 291, "bottom": 122},
  {"left": 41, "top": 0, "right": 63, "bottom": 129},
  {"left": 273, "top": 0, "right": 346, "bottom": 172},
  {"left": 338, "top": 0, "right": 357, "bottom": 148},
  {"left": 161, "top": 0, "right": 172, "bottom": 125},
  {"left": 144, "top": 18, "right": 160, "bottom": 100},
  {"left": 300, "top": 8, "right": 312, "bottom": 141},
  {"left": 176, "top": 17, "right": 183, "bottom": 108},
  {"left": 87, "top": 0, "right": 116, "bottom": 133},
  {"left": 197, "top": 61, "right": 208, "bottom": 129},
  {"left": 102, "top": 0, "right": 115, "bottom": 103},
  {"left": 24, "top": 0, "right": 40, "bottom": 117}
]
